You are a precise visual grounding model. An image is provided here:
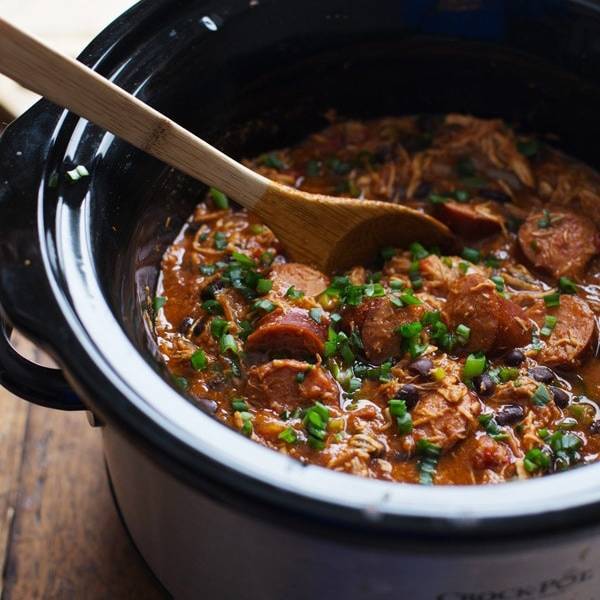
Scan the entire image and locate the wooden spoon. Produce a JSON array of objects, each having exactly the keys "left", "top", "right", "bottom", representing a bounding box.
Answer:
[{"left": 0, "top": 18, "right": 453, "bottom": 272}]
